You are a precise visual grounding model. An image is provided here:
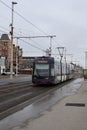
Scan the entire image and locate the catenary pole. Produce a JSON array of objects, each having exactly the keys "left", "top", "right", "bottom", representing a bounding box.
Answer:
[{"left": 10, "top": 2, "right": 17, "bottom": 80}]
